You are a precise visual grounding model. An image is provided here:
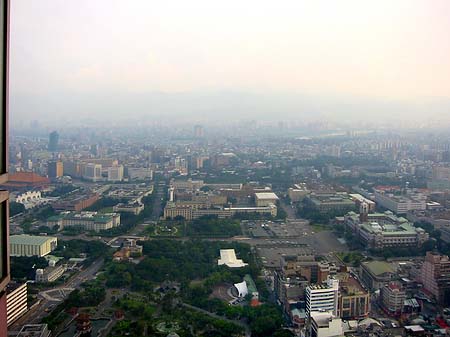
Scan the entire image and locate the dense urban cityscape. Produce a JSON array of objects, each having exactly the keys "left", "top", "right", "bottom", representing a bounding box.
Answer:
[
  {"left": 2, "top": 123, "right": 450, "bottom": 337},
  {"left": 2, "top": 1, "right": 450, "bottom": 337}
]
